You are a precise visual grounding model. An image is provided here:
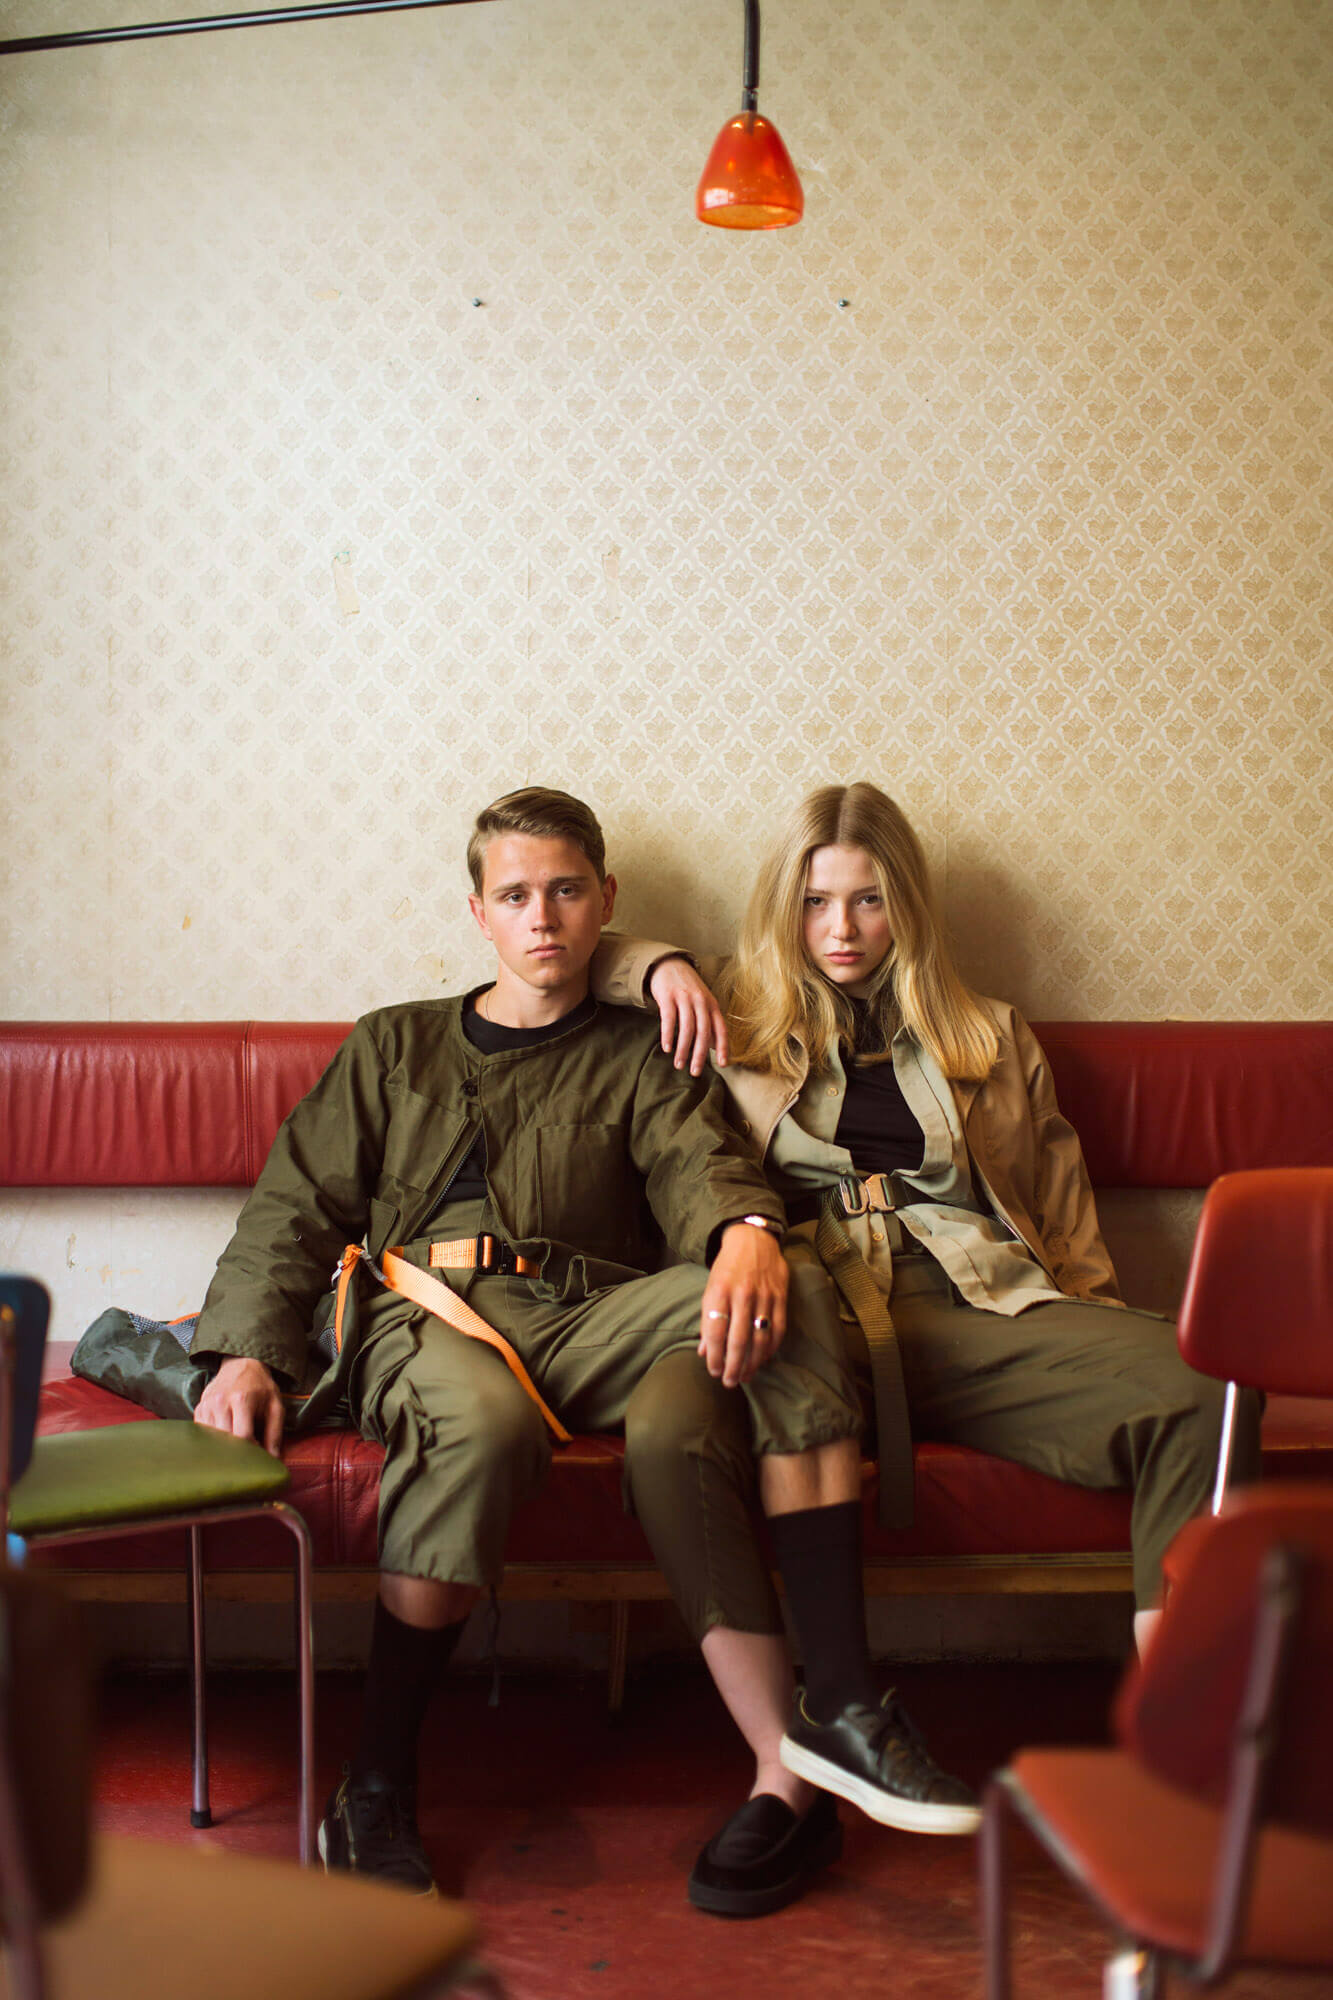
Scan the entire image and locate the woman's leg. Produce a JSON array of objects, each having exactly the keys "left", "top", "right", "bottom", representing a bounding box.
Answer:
[{"left": 887, "top": 1273, "right": 1261, "bottom": 1610}]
